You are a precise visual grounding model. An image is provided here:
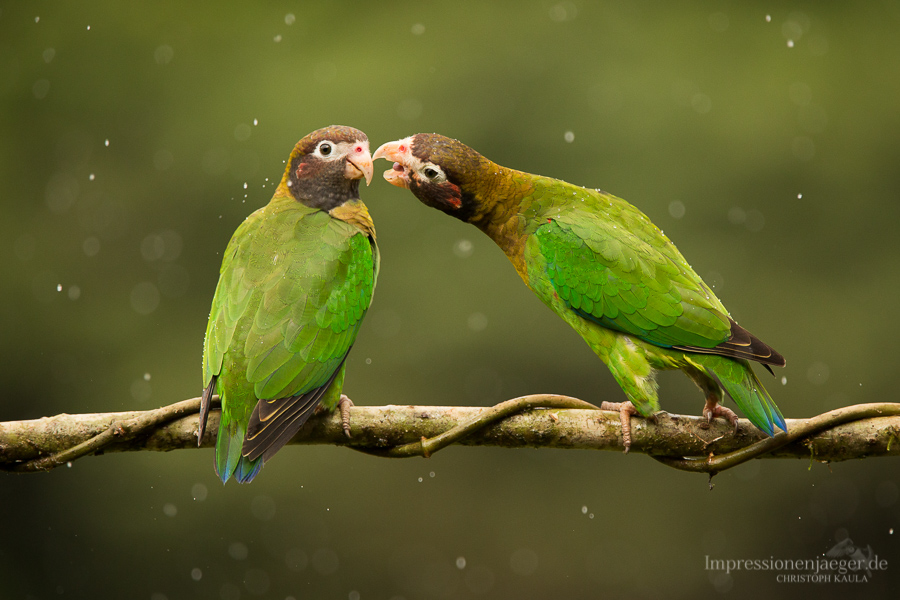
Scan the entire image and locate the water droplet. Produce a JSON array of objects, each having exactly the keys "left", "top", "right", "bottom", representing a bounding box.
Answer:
[
  {"left": 66, "top": 461, "right": 72, "bottom": 467},
  {"left": 56, "top": 284, "right": 62, "bottom": 292},
  {"left": 429, "top": 471, "right": 435, "bottom": 478},
  {"left": 68, "top": 285, "right": 81, "bottom": 300},
  {"left": 33, "top": 79, "right": 50, "bottom": 99},
  {"left": 228, "top": 542, "right": 249, "bottom": 560},
  {"left": 467, "top": 312, "right": 488, "bottom": 332},
  {"left": 274, "top": 34, "right": 282, "bottom": 43},
  {"left": 581, "top": 505, "right": 588, "bottom": 514},
  {"left": 89, "top": 173, "right": 95, "bottom": 181},
  {"left": 454, "top": 239, "right": 474, "bottom": 258},
  {"left": 411, "top": 23, "right": 425, "bottom": 35},
  {"left": 86, "top": 25, "right": 91, "bottom": 31},
  {"left": 781, "top": 376, "right": 787, "bottom": 385},
  {"left": 243, "top": 182, "right": 248, "bottom": 189},
  {"left": 456, "top": 557, "right": 466, "bottom": 569},
  {"left": 163, "top": 503, "right": 177, "bottom": 517},
  {"left": 787, "top": 39, "right": 794, "bottom": 48},
  {"left": 192, "top": 483, "right": 208, "bottom": 501},
  {"left": 154, "top": 45, "right": 174, "bottom": 65},
  {"left": 191, "top": 568, "right": 202, "bottom": 581},
  {"left": 35, "top": 16, "right": 40, "bottom": 23},
  {"left": 104, "top": 139, "right": 109, "bottom": 147},
  {"left": 797, "top": 193, "right": 803, "bottom": 199},
  {"left": 417, "top": 477, "right": 423, "bottom": 482},
  {"left": 285, "top": 13, "right": 296, "bottom": 25},
  {"left": 365, "top": 358, "right": 372, "bottom": 365},
  {"left": 253, "top": 118, "right": 259, "bottom": 126},
  {"left": 765, "top": 15, "right": 771, "bottom": 23},
  {"left": 83, "top": 237, "right": 100, "bottom": 256},
  {"left": 564, "top": 131, "right": 575, "bottom": 143}
]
